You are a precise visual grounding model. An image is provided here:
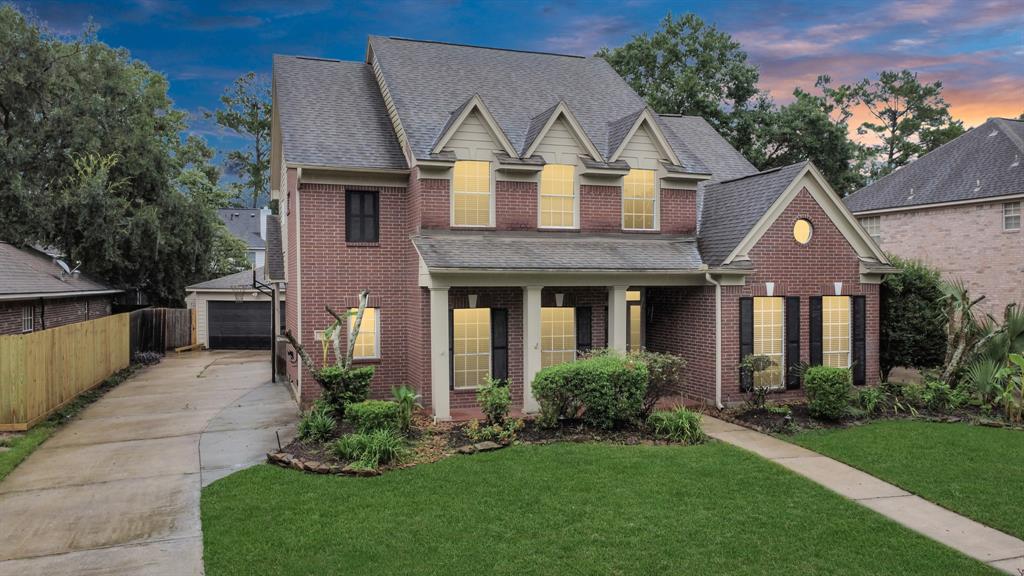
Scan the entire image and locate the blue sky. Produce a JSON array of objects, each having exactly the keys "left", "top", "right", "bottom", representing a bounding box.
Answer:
[{"left": 16, "top": 0, "right": 1024, "bottom": 156}]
